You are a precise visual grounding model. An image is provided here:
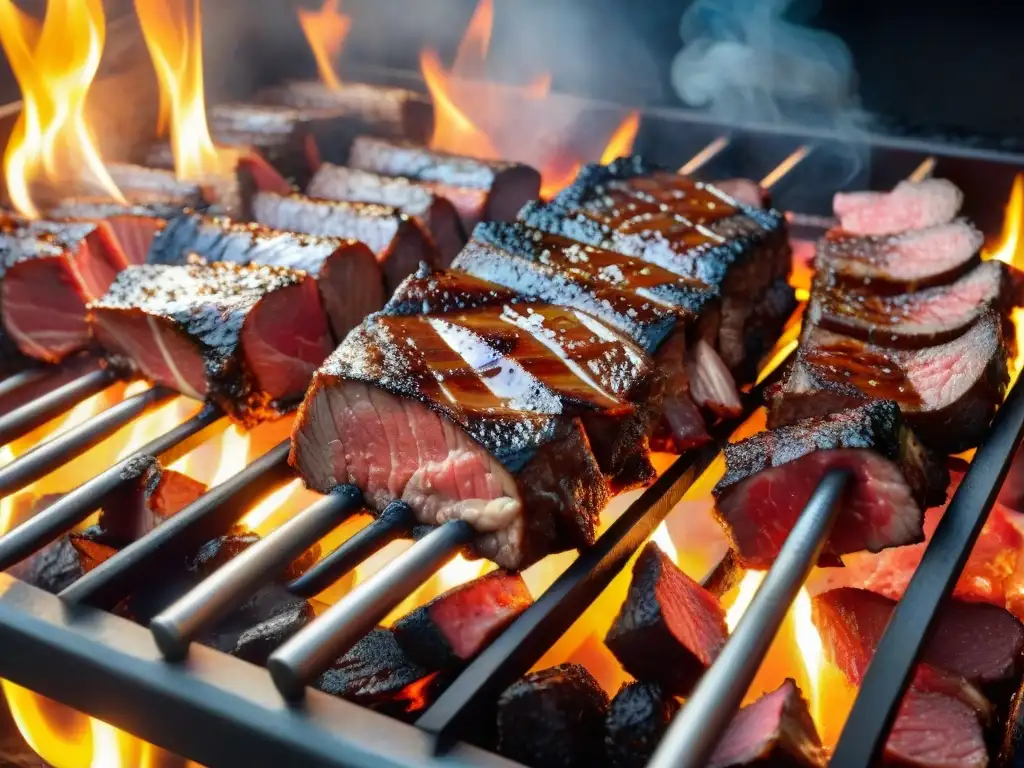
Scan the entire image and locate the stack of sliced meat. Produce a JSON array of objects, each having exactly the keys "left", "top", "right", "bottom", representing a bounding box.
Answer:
[{"left": 289, "top": 157, "right": 795, "bottom": 568}]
